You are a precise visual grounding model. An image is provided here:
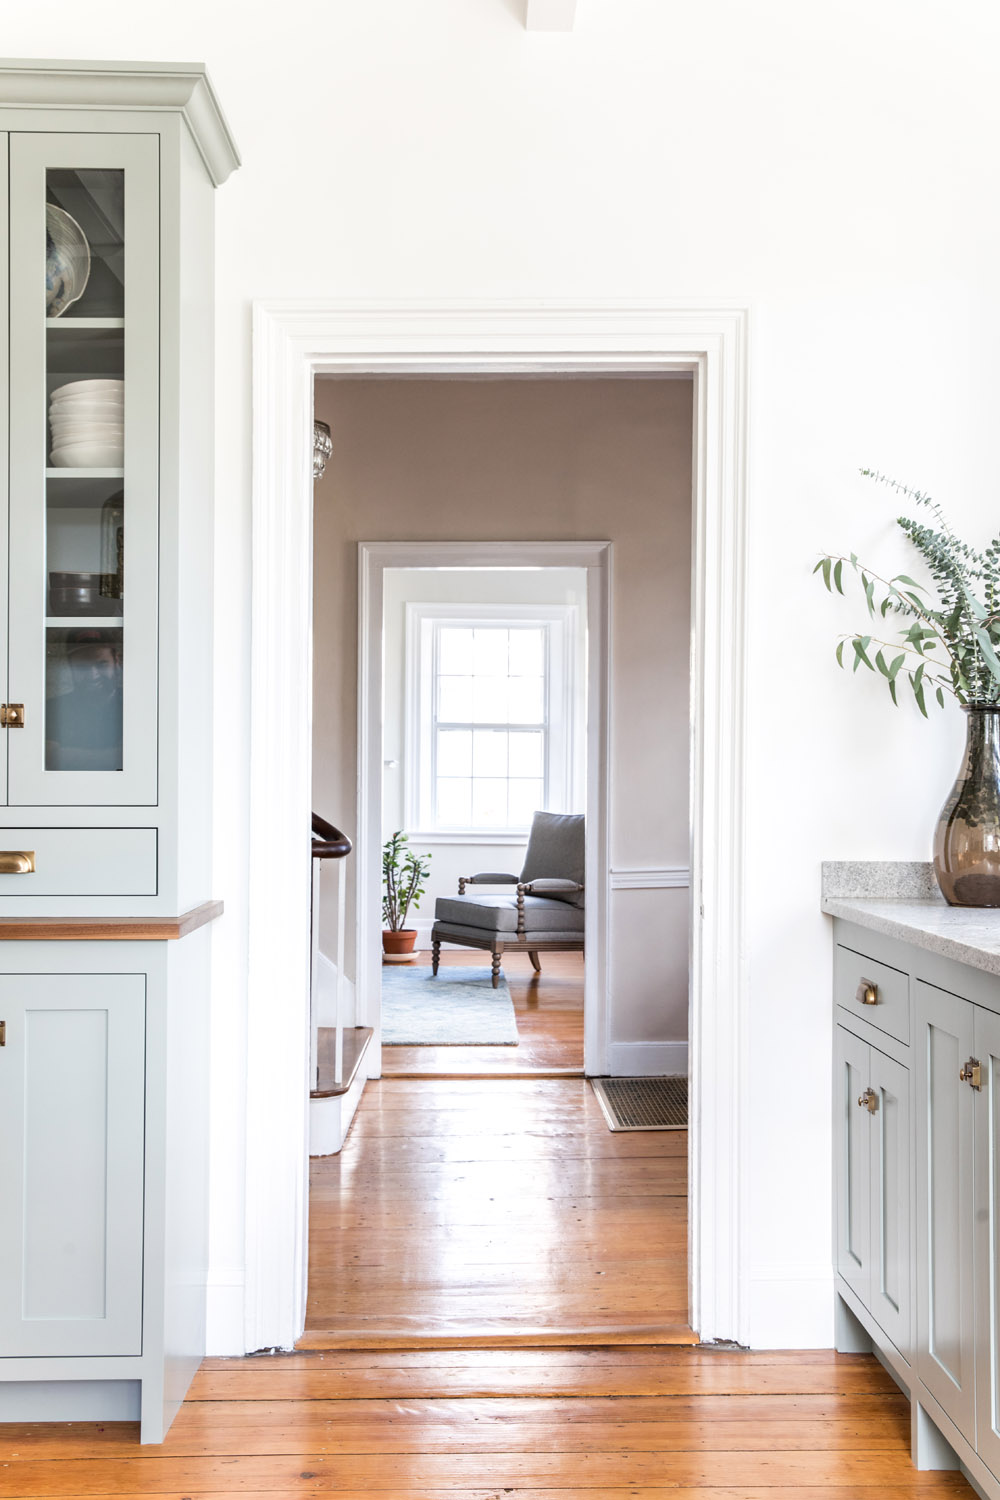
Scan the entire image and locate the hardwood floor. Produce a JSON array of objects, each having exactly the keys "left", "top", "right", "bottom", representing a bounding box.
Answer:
[
  {"left": 0, "top": 1348, "right": 974, "bottom": 1495},
  {"left": 381, "top": 949, "right": 584, "bottom": 1077},
  {"left": 305, "top": 1075, "right": 690, "bottom": 1344}
]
